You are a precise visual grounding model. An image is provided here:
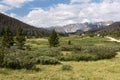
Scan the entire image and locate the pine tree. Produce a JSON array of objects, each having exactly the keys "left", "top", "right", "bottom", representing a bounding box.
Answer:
[
  {"left": 2, "top": 26, "right": 14, "bottom": 48},
  {"left": 68, "top": 40, "right": 71, "bottom": 45},
  {"left": 48, "top": 30, "right": 59, "bottom": 47},
  {"left": 15, "top": 27, "right": 26, "bottom": 49}
]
